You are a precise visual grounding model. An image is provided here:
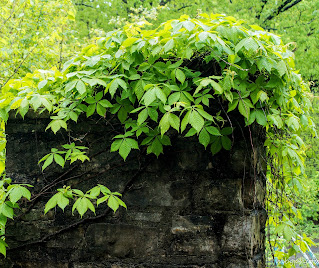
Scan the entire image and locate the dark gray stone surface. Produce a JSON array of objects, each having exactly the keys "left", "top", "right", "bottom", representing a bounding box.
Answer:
[{"left": 0, "top": 113, "right": 266, "bottom": 267}]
